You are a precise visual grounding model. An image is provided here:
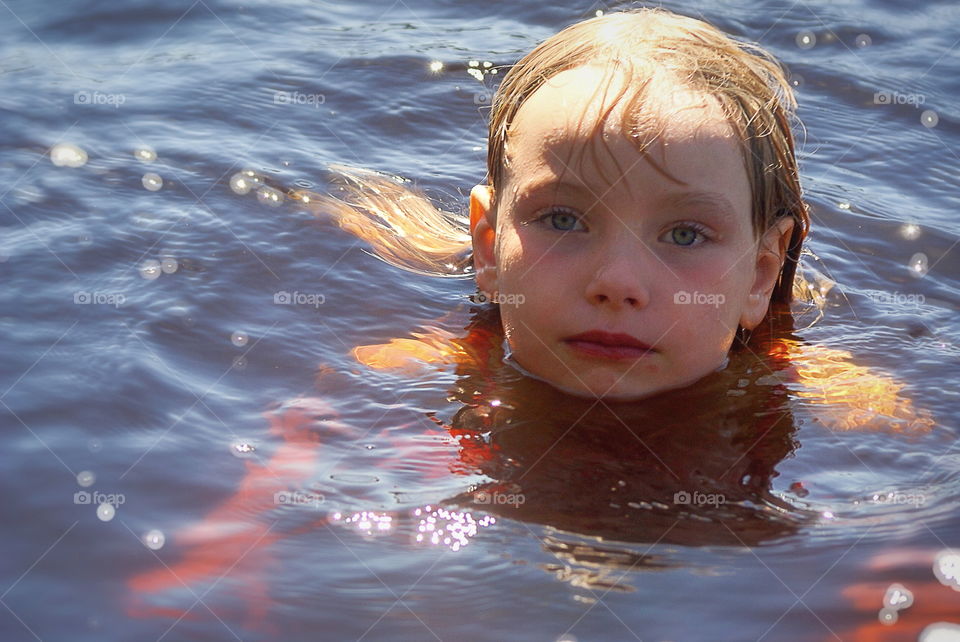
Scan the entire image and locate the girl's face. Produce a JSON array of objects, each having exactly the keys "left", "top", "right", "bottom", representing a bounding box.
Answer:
[{"left": 470, "top": 66, "right": 793, "bottom": 401}]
